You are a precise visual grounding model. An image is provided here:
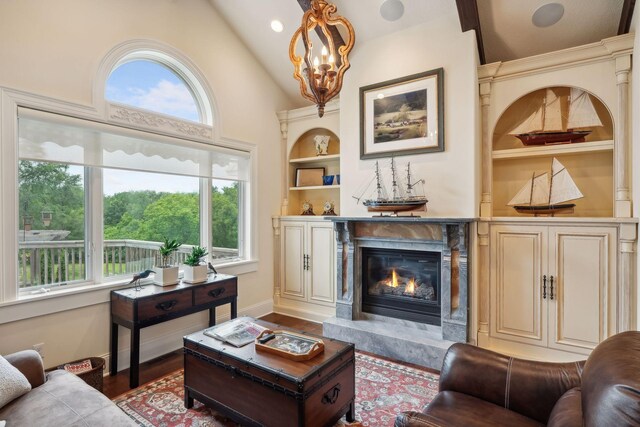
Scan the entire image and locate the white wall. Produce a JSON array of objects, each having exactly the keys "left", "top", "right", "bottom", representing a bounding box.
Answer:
[
  {"left": 0, "top": 0, "right": 290, "bottom": 367},
  {"left": 339, "top": 13, "right": 479, "bottom": 217},
  {"left": 632, "top": 21, "right": 640, "bottom": 330}
]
